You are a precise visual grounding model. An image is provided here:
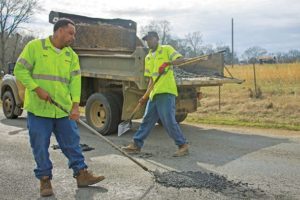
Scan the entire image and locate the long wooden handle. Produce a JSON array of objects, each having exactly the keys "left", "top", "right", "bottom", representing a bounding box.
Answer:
[
  {"left": 175, "top": 50, "right": 226, "bottom": 67},
  {"left": 129, "top": 73, "right": 163, "bottom": 120},
  {"left": 176, "top": 55, "right": 209, "bottom": 67}
]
